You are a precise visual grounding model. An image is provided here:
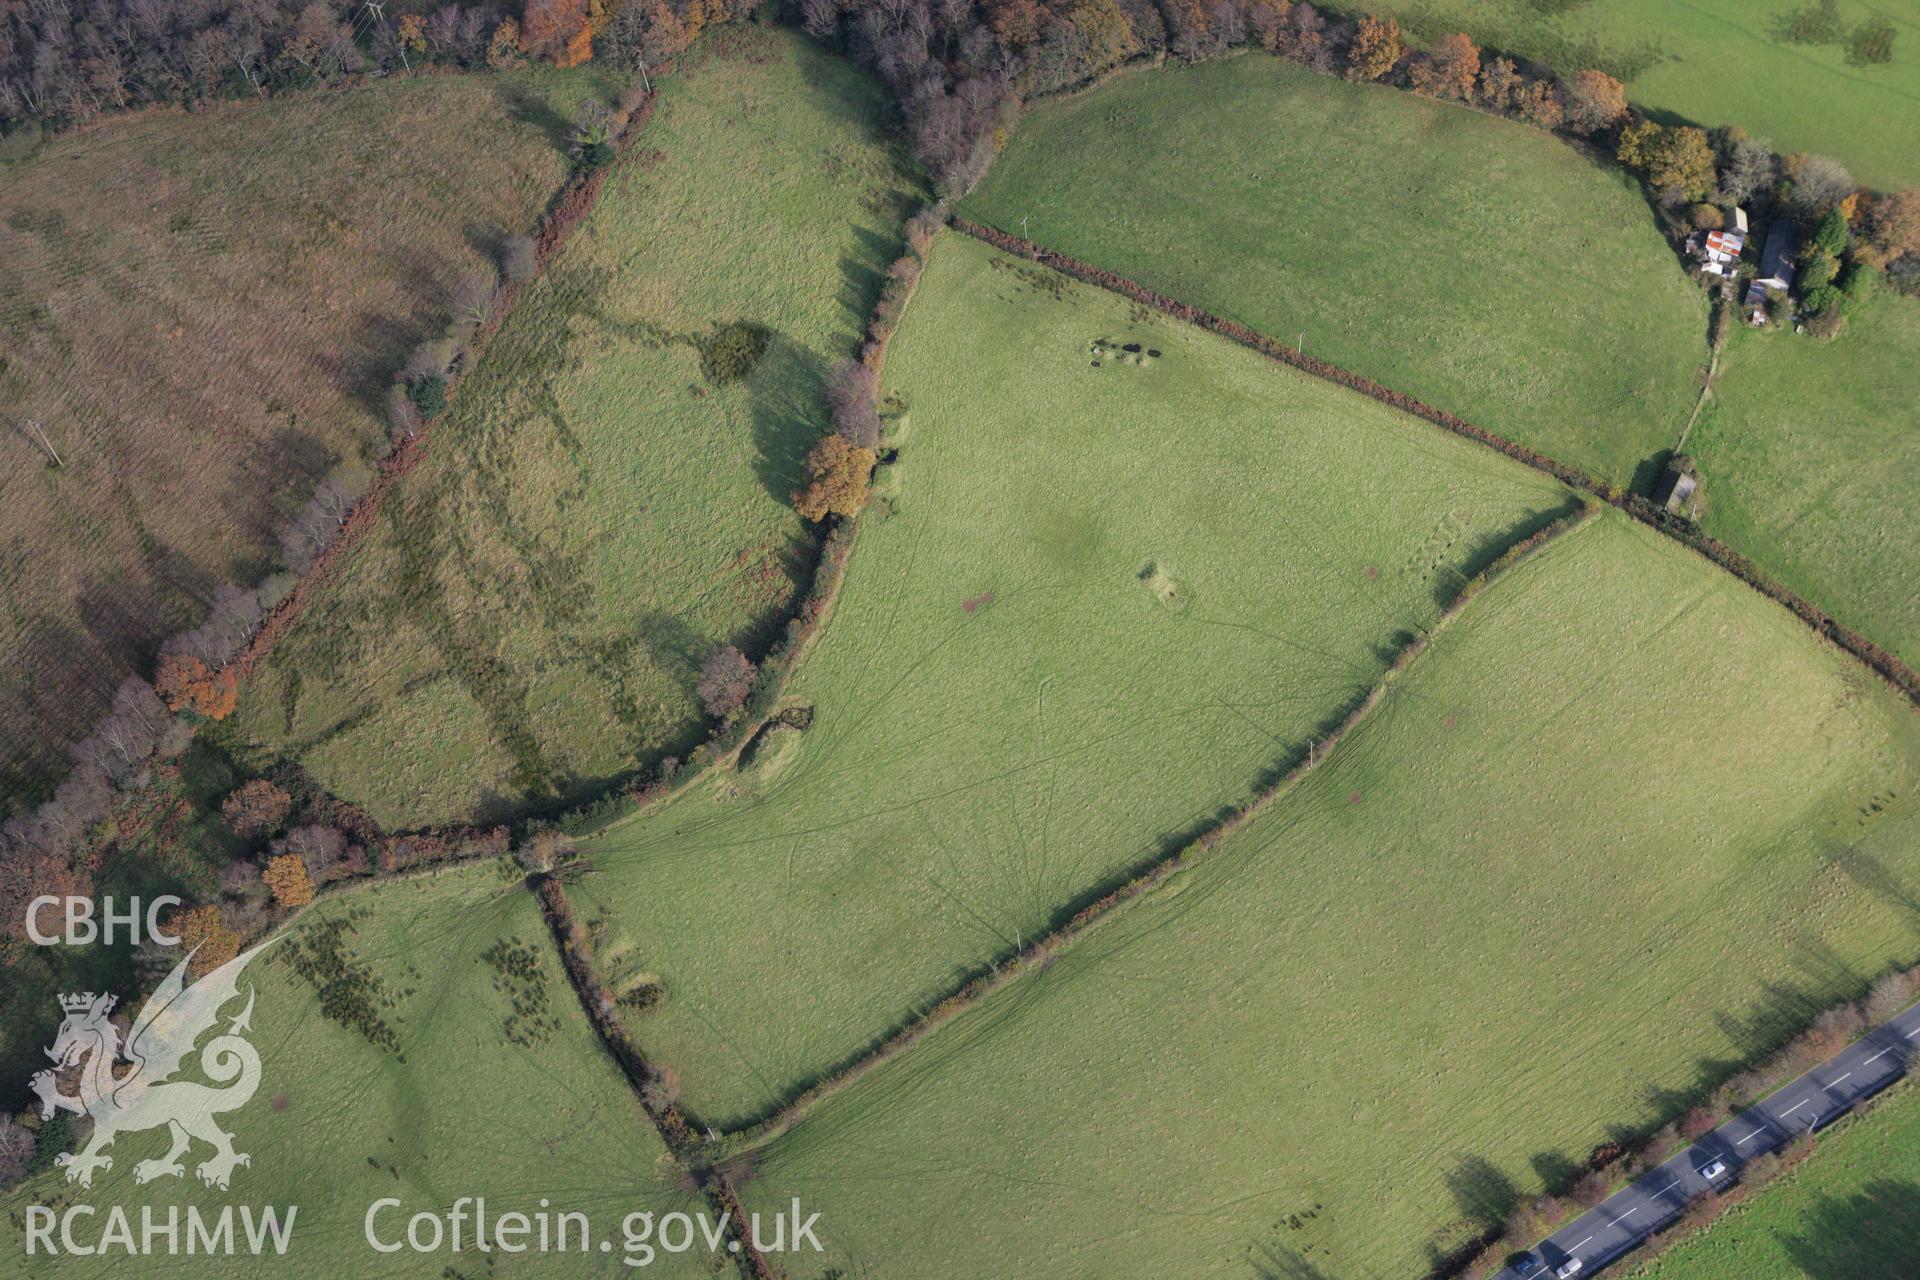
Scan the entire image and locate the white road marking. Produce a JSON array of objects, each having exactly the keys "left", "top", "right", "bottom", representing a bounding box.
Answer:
[
  {"left": 1573, "top": 1235, "right": 1595, "bottom": 1250},
  {"left": 1831, "top": 1072, "right": 1852, "bottom": 1084},
  {"left": 1867, "top": 1048, "right": 1893, "bottom": 1064},
  {"left": 1781, "top": 1099, "right": 1811, "bottom": 1117},
  {"left": 1906, "top": 1027, "right": 1919, "bottom": 1039},
  {"left": 1611, "top": 1207, "right": 1641, "bottom": 1225},
  {"left": 1736, "top": 1129, "right": 1767, "bottom": 1145}
]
